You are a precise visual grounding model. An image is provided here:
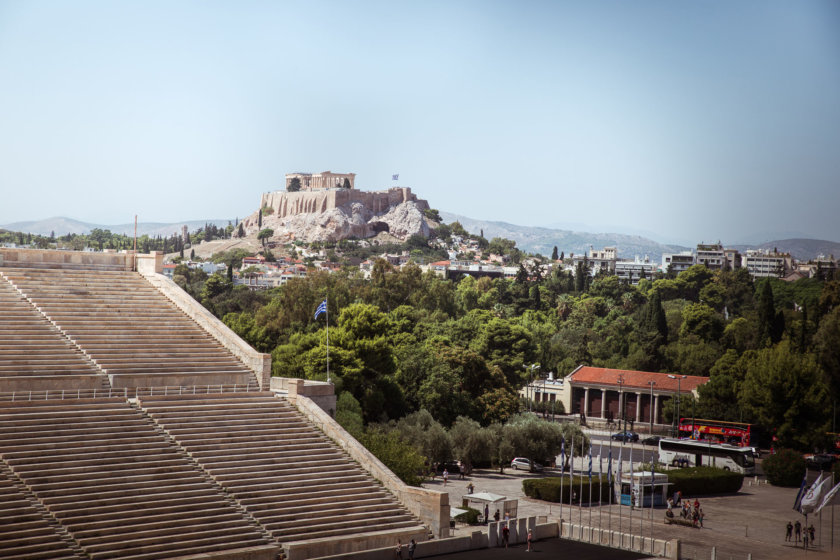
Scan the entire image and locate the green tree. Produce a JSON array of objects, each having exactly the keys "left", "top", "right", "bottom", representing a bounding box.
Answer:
[
  {"left": 551, "top": 246, "right": 559, "bottom": 261},
  {"left": 739, "top": 341, "right": 830, "bottom": 449},
  {"left": 342, "top": 177, "right": 351, "bottom": 189},
  {"left": 288, "top": 177, "right": 302, "bottom": 192},
  {"left": 257, "top": 228, "right": 274, "bottom": 247}
]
